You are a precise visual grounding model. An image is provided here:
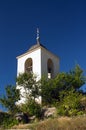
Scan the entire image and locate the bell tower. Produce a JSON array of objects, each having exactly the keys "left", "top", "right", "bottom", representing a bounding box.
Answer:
[
  {"left": 17, "top": 29, "right": 59, "bottom": 79},
  {"left": 17, "top": 29, "right": 59, "bottom": 81},
  {"left": 16, "top": 29, "right": 59, "bottom": 104}
]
